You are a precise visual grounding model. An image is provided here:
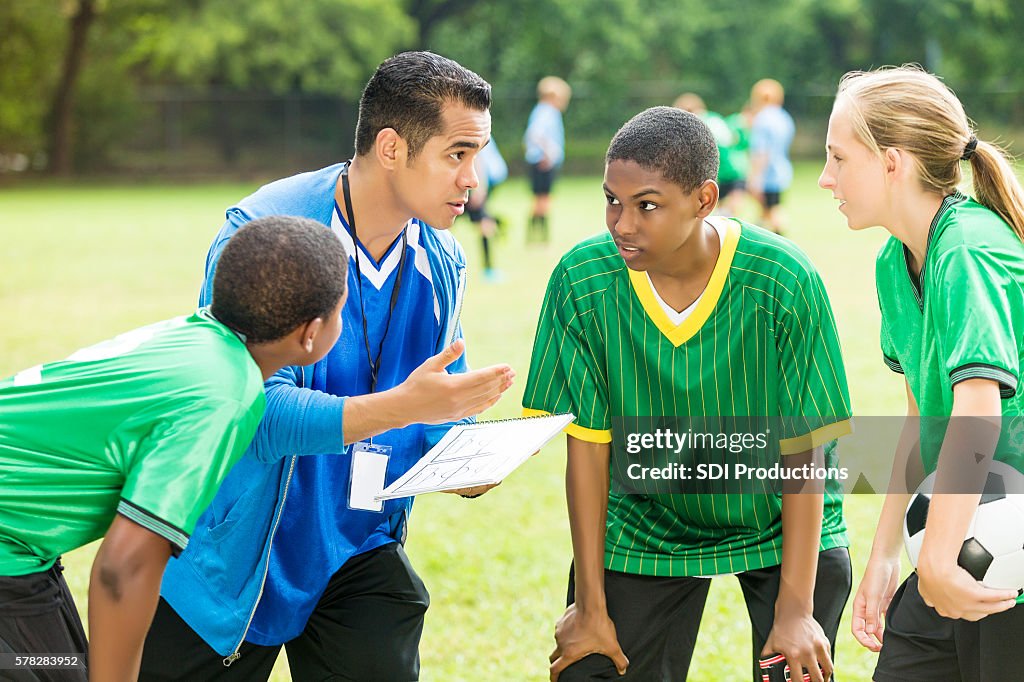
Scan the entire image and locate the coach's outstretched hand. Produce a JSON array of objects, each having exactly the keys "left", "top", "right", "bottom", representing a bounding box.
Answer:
[
  {"left": 342, "top": 340, "right": 514, "bottom": 445},
  {"left": 397, "top": 339, "right": 514, "bottom": 425},
  {"left": 549, "top": 603, "right": 629, "bottom": 681}
]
